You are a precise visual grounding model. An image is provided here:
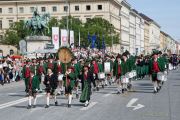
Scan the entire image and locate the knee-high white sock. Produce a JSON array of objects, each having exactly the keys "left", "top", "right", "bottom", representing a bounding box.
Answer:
[
  {"left": 153, "top": 82, "right": 157, "bottom": 91},
  {"left": 68, "top": 95, "right": 72, "bottom": 104},
  {"left": 28, "top": 96, "right": 32, "bottom": 106},
  {"left": 54, "top": 95, "right": 57, "bottom": 102},
  {"left": 46, "top": 96, "right": 49, "bottom": 106},
  {"left": 33, "top": 97, "right": 37, "bottom": 105},
  {"left": 76, "top": 87, "right": 79, "bottom": 94}
]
